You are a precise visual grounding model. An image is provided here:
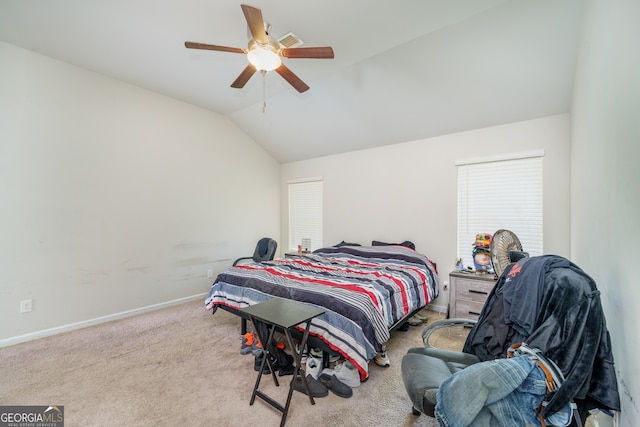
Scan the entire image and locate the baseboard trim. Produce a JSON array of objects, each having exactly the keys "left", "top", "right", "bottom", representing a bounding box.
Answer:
[
  {"left": 0, "top": 293, "right": 207, "bottom": 348},
  {"left": 426, "top": 304, "right": 448, "bottom": 314}
]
